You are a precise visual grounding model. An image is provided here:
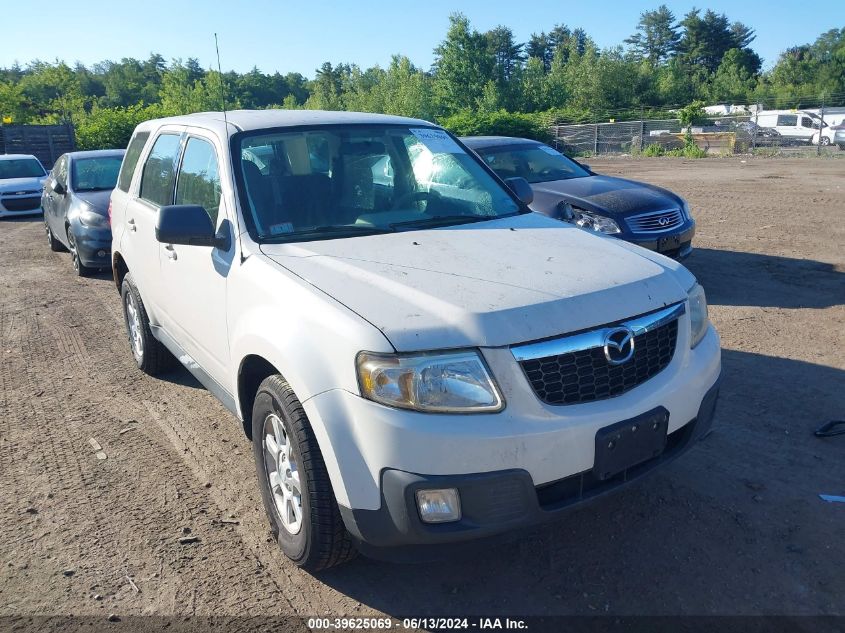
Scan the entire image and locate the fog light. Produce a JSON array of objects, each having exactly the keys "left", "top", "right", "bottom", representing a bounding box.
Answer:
[
  {"left": 97, "top": 250, "right": 106, "bottom": 258},
  {"left": 415, "top": 488, "right": 461, "bottom": 523}
]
